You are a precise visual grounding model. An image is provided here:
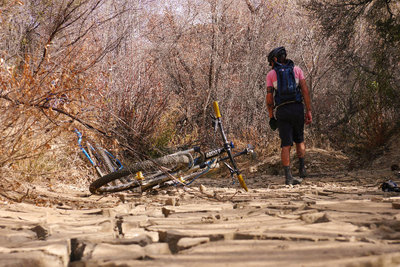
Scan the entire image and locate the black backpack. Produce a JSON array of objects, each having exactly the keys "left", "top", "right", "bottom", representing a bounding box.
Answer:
[{"left": 274, "top": 60, "right": 302, "bottom": 106}]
